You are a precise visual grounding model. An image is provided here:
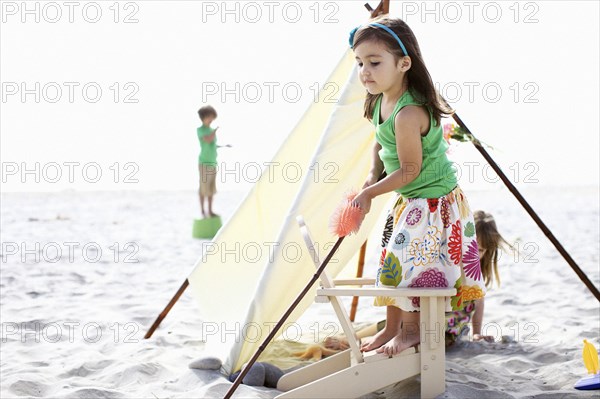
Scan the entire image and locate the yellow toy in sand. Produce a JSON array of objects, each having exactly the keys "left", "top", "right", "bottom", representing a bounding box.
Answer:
[
  {"left": 584, "top": 339, "right": 599, "bottom": 374},
  {"left": 574, "top": 339, "right": 600, "bottom": 390}
]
